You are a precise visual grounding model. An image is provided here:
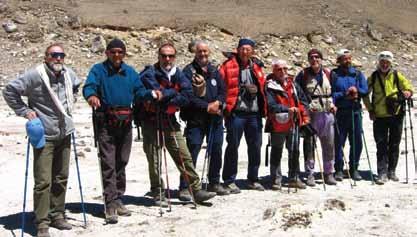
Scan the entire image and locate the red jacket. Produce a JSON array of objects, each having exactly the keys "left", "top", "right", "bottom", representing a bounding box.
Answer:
[
  {"left": 219, "top": 56, "right": 267, "bottom": 116},
  {"left": 265, "top": 76, "right": 309, "bottom": 133}
]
